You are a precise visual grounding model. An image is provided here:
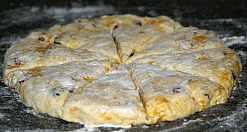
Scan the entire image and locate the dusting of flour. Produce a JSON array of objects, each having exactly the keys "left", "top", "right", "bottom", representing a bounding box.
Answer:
[
  {"left": 222, "top": 36, "right": 246, "bottom": 46},
  {"left": 0, "top": 5, "right": 247, "bottom": 131}
]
